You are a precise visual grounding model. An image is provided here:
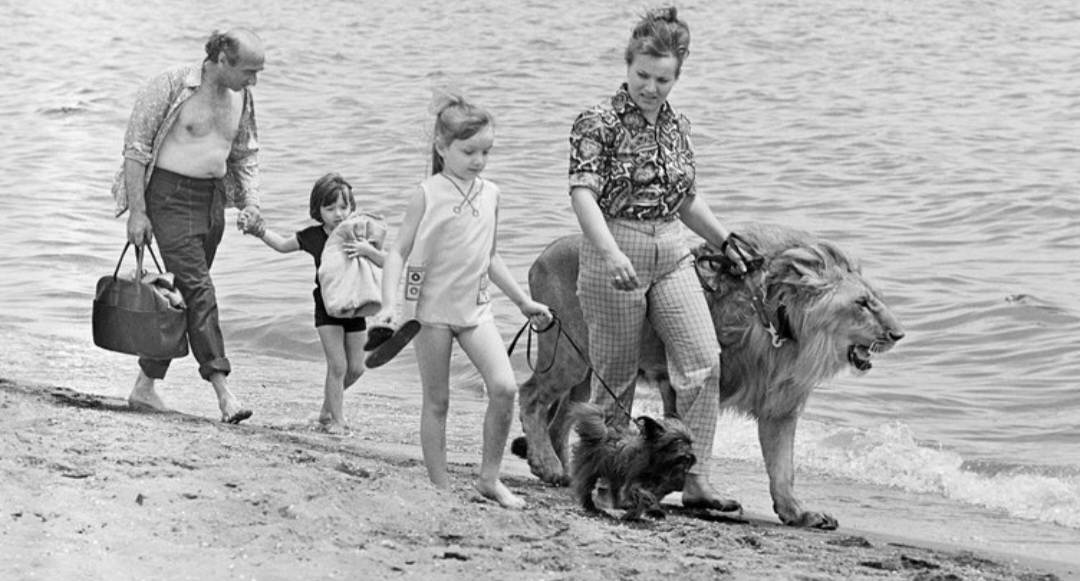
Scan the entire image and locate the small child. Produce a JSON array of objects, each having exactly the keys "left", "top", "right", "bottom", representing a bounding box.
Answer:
[
  {"left": 249, "top": 173, "right": 384, "bottom": 433},
  {"left": 375, "top": 92, "right": 552, "bottom": 509}
]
